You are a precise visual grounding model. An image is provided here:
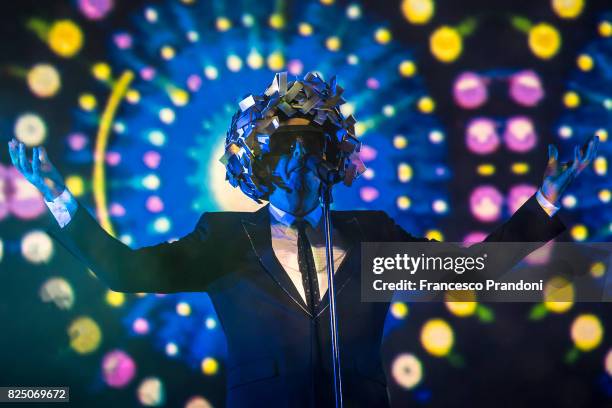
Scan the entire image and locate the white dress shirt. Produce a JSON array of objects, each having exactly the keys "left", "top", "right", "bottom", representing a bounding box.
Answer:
[{"left": 45, "top": 189, "right": 559, "bottom": 303}]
